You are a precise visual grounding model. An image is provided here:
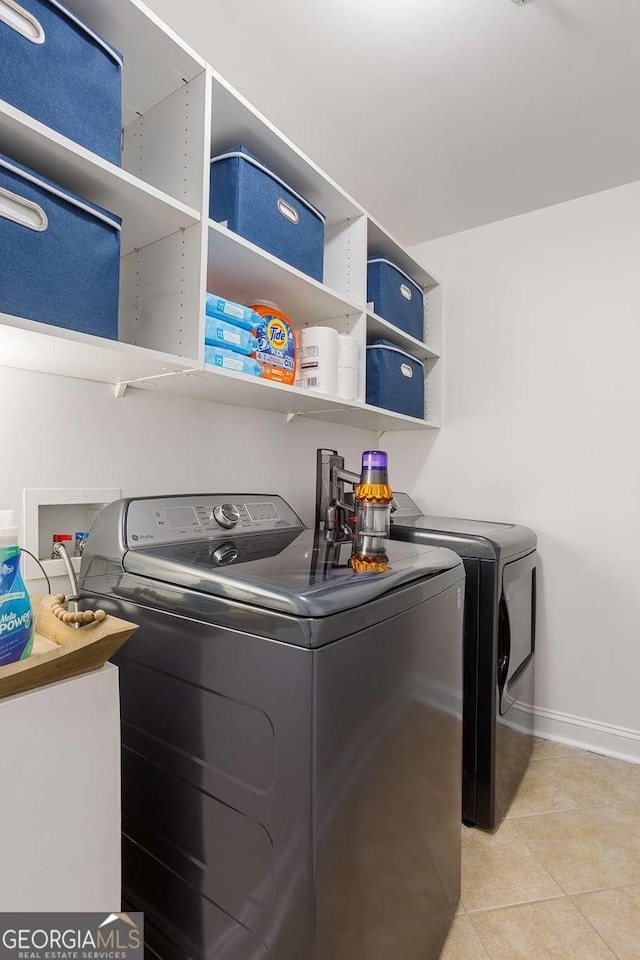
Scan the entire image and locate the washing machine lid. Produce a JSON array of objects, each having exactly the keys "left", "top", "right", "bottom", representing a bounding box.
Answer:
[
  {"left": 391, "top": 493, "right": 536, "bottom": 561},
  {"left": 122, "top": 527, "right": 461, "bottom": 618}
]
